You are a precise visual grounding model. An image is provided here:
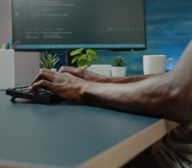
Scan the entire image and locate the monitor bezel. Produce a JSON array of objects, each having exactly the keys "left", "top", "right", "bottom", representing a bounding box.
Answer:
[{"left": 12, "top": 0, "right": 147, "bottom": 52}]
